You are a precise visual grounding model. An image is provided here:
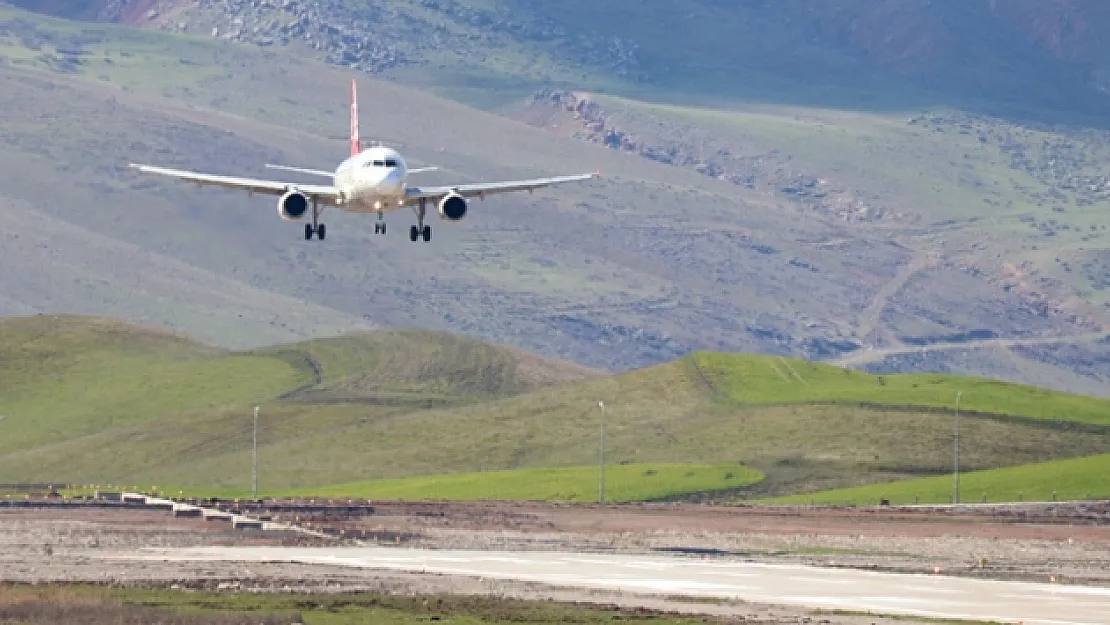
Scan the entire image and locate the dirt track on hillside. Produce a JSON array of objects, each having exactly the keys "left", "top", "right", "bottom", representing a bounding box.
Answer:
[{"left": 3, "top": 499, "right": 1110, "bottom": 623}]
